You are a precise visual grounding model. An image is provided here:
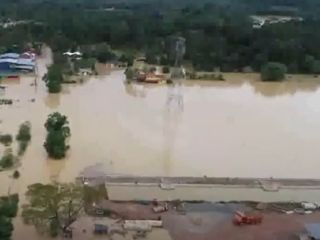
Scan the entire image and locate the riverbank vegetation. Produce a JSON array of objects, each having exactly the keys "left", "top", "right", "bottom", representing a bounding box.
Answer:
[
  {"left": 188, "top": 72, "right": 225, "bottom": 81},
  {"left": 261, "top": 62, "right": 287, "bottom": 81},
  {"left": 44, "top": 112, "right": 71, "bottom": 159},
  {"left": 1, "top": 0, "right": 320, "bottom": 76},
  {"left": 0, "top": 194, "right": 19, "bottom": 240}
]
